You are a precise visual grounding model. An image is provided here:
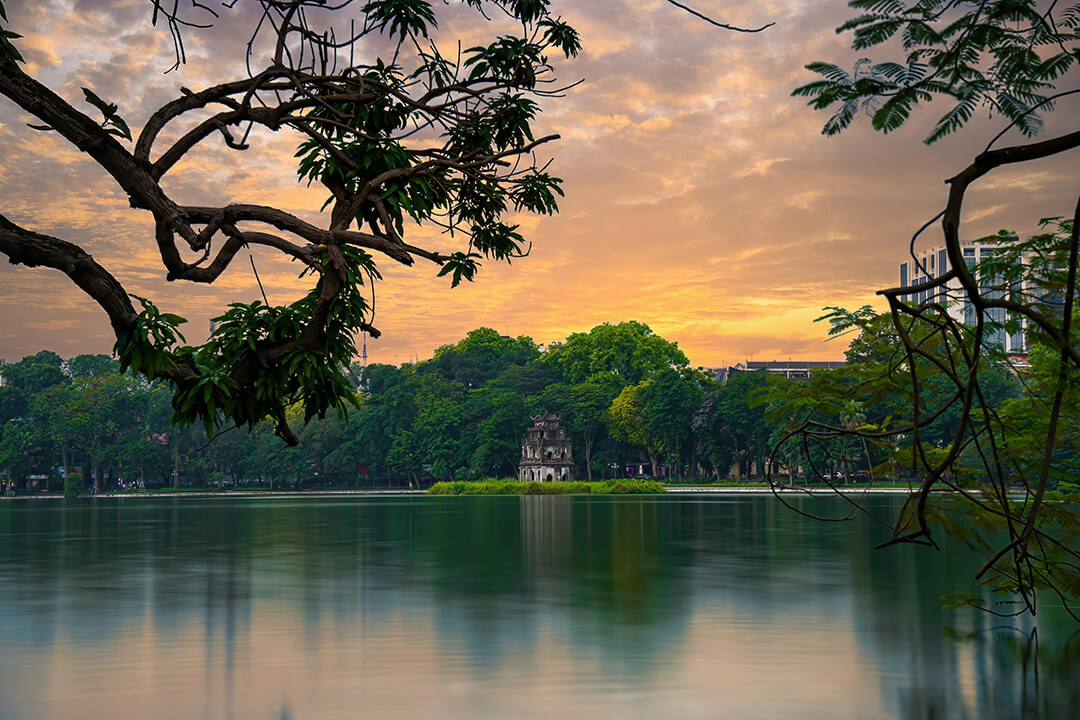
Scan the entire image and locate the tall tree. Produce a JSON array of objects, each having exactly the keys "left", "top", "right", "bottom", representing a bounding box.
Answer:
[
  {"left": 544, "top": 321, "right": 689, "bottom": 386},
  {"left": 0, "top": 351, "right": 65, "bottom": 419},
  {"left": 464, "top": 388, "right": 530, "bottom": 478},
  {"left": 693, "top": 391, "right": 736, "bottom": 480},
  {"left": 428, "top": 328, "right": 540, "bottom": 389},
  {"left": 641, "top": 368, "right": 704, "bottom": 477},
  {"left": 543, "top": 381, "right": 618, "bottom": 480},
  {"left": 0, "top": 420, "right": 29, "bottom": 493},
  {"left": 606, "top": 381, "right": 664, "bottom": 477},
  {"left": 34, "top": 374, "right": 142, "bottom": 493},
  {"left": 68, "top": 354, "right": 120, "bottom": 380},
  {"left": 721, "top": 371, "right": 775, "bottom": 479}
]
